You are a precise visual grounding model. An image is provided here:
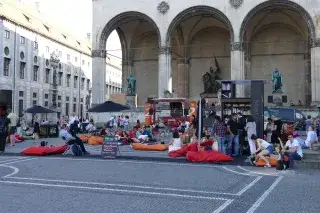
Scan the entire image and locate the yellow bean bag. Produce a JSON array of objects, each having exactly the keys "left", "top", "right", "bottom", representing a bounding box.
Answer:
[
  {"left": 88, "top": 136, "right": 103, "bottom": 145},
  {"left": 131, "top": 143, "right": 168, "bottom": 151},
  {"left": 79, "top": 135, "right": 90, "bottom": 141}
]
